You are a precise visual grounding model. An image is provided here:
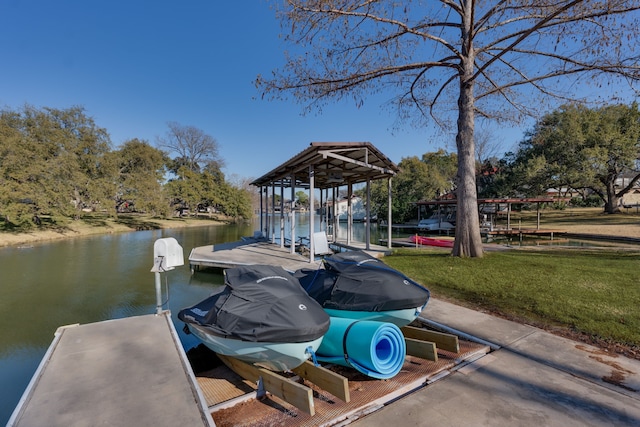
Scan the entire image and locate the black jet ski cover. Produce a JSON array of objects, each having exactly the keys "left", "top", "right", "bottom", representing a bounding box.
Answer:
[
  {"left": 295, "top": 251, "right": 430, "bottom": 312},
  {"left": 178, "top": 265, "right": 330, "bottom": 343}
]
